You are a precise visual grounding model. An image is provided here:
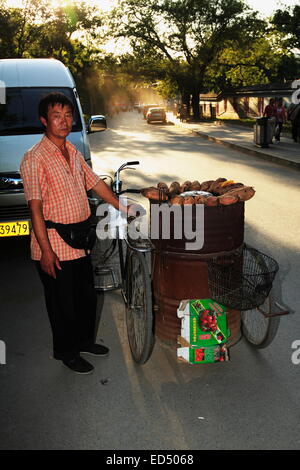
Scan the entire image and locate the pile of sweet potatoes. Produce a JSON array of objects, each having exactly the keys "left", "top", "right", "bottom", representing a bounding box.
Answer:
[{"left": 140, "top": 178, "right": 255, "bottom": 206}]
